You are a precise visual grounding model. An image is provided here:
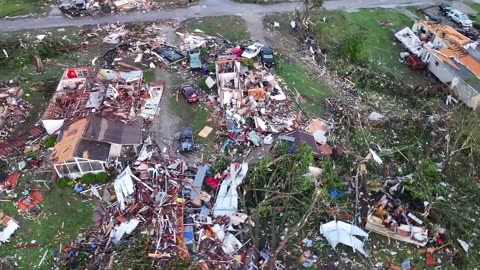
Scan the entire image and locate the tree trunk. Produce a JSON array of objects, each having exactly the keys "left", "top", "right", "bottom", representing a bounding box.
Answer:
[{"left": 266, "top": 186, "right": 322, "bottom": 270}]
